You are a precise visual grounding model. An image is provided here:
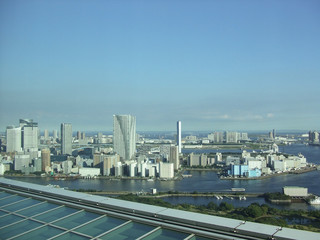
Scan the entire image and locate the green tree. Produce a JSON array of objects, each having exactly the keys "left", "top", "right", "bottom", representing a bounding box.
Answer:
[
  {"left": 207, "top": 201, "right": 218, "bottom": 211},
  {"left": 218, "top": 202, "right": 234, "bottom": 211},
  {"left": 244, "top": 204, "right": 264, "bottom": 218}
]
